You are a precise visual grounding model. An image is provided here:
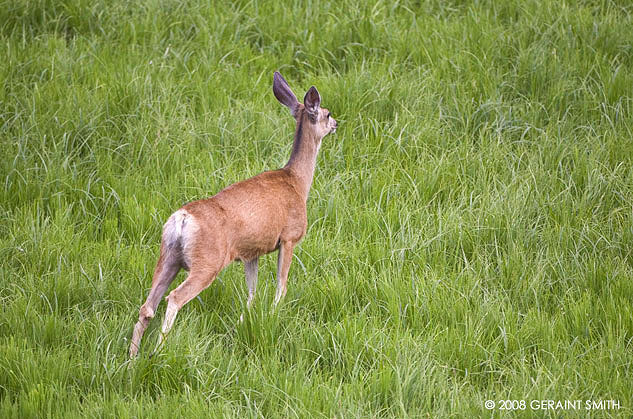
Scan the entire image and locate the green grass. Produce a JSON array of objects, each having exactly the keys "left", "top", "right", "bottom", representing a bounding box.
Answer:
[{"left": 1, "top": 0, "right": 633, "bottom": 417}]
